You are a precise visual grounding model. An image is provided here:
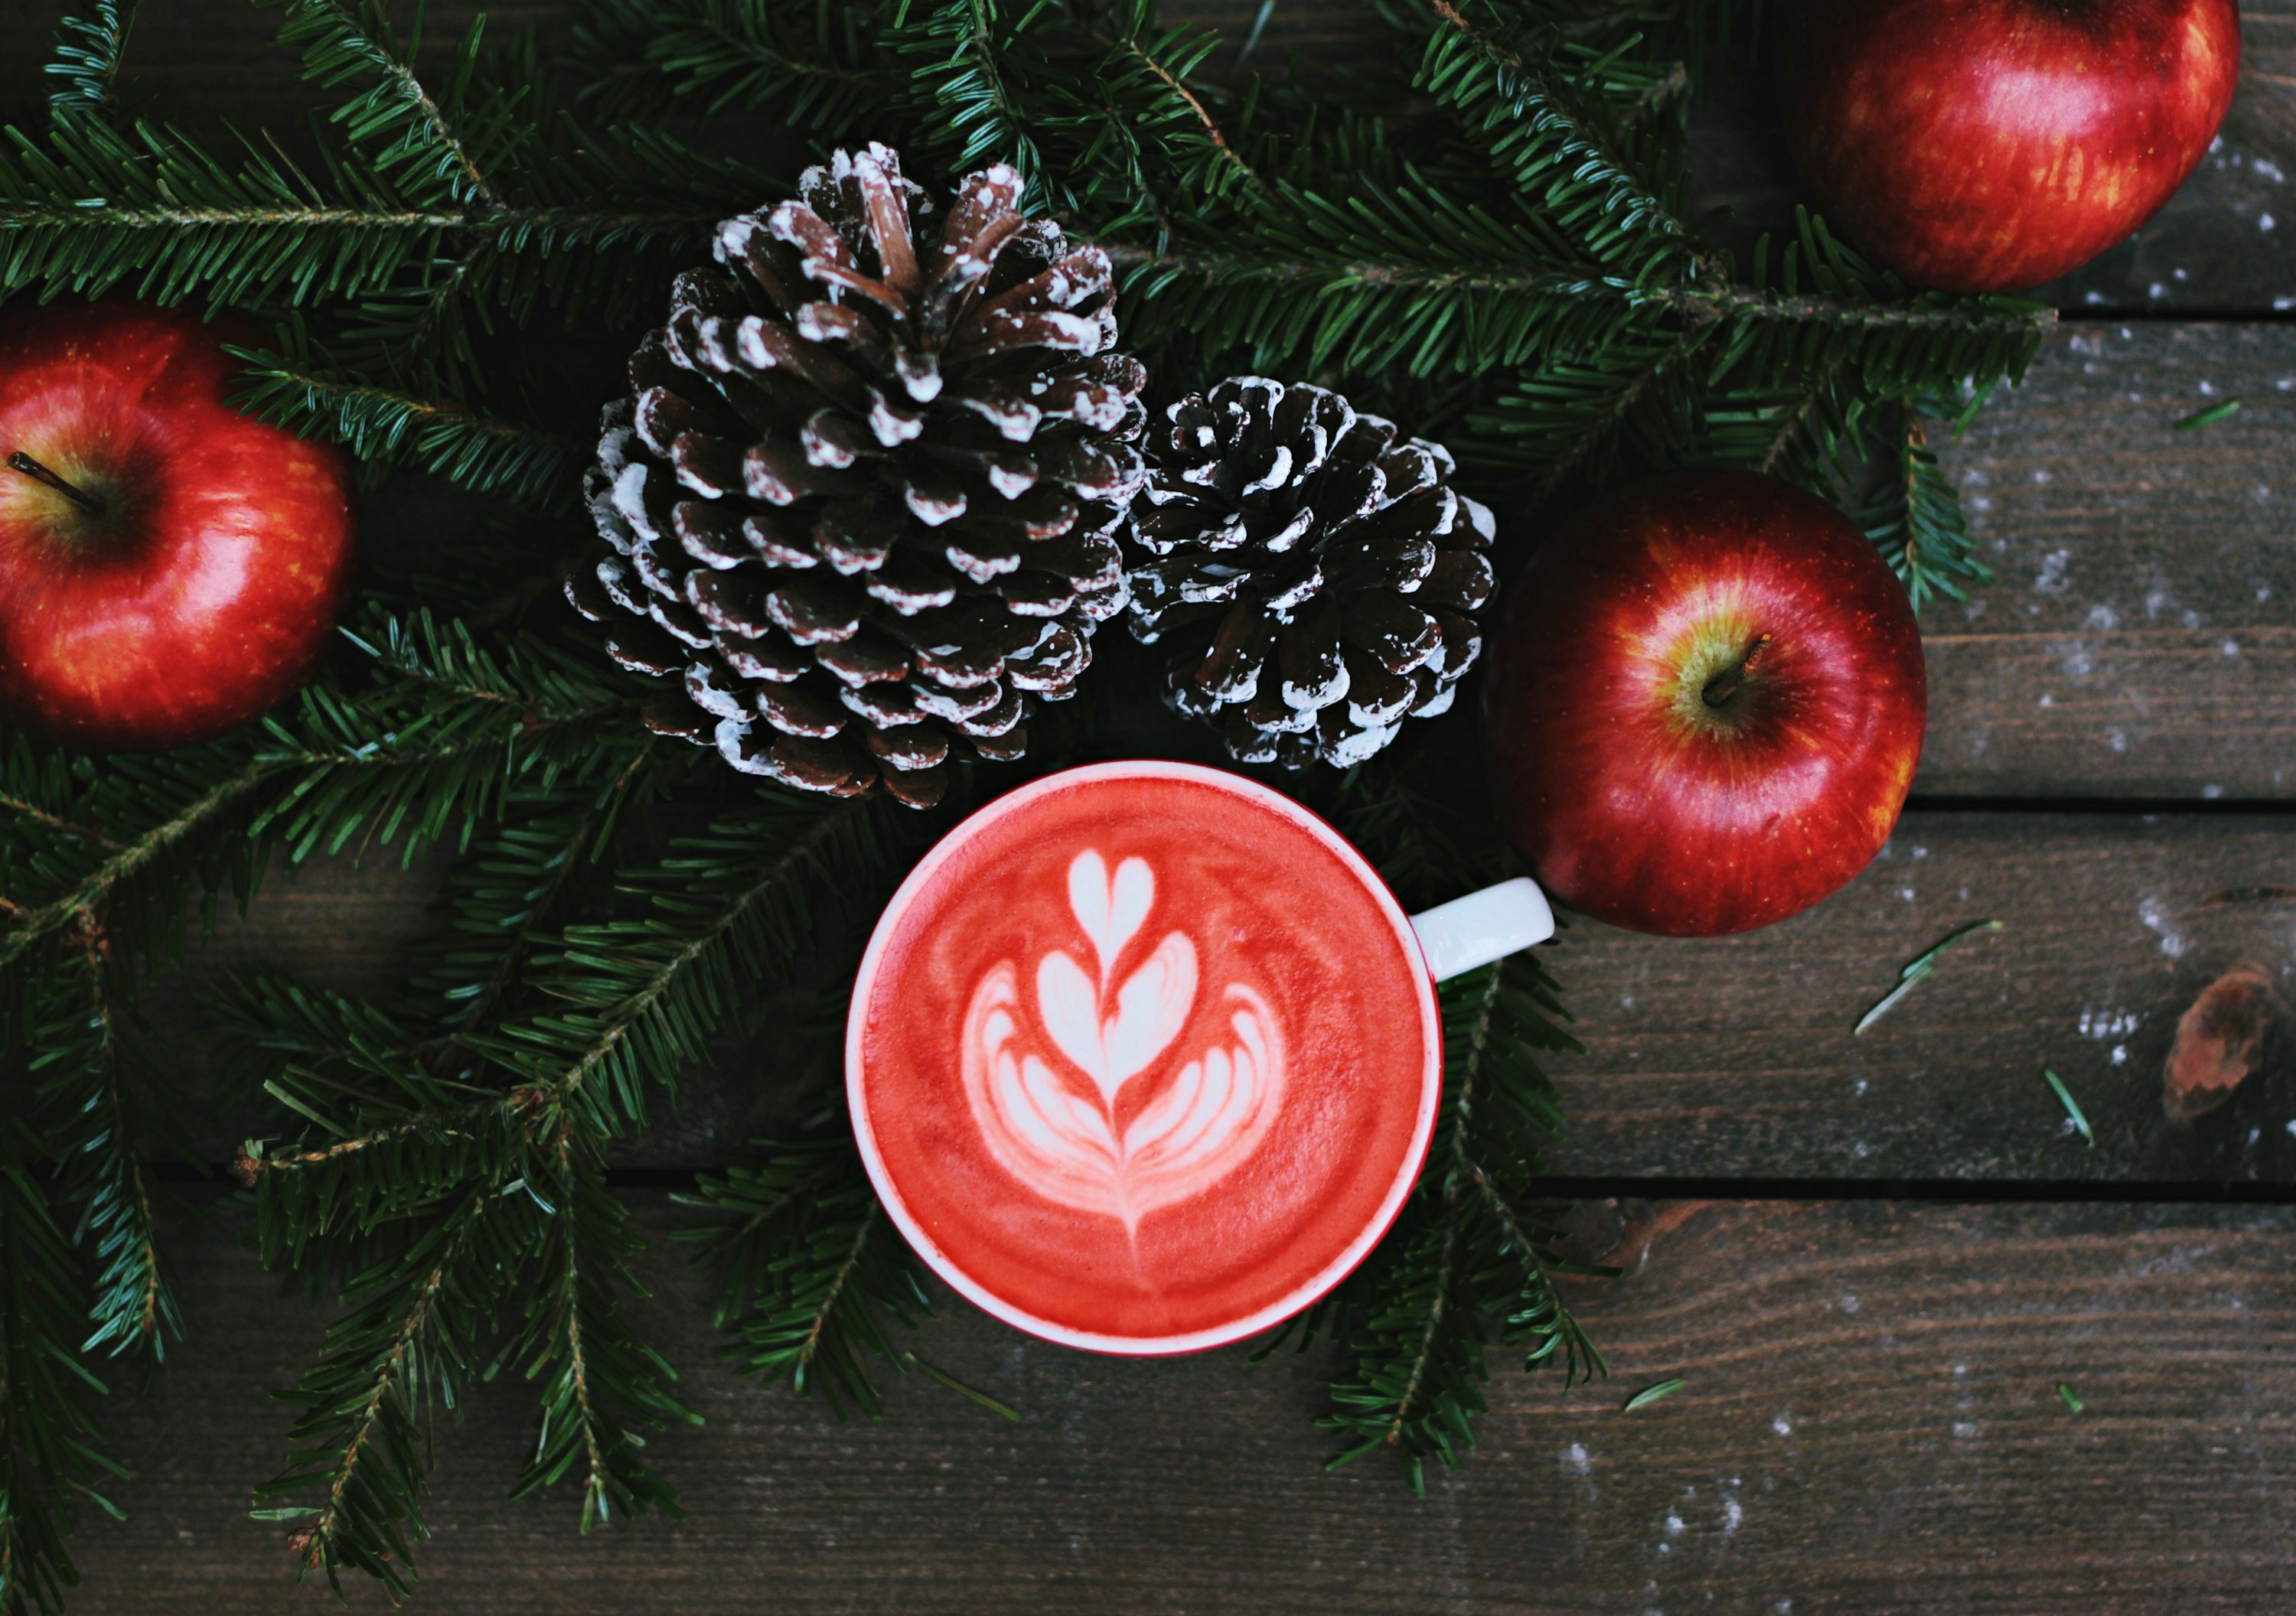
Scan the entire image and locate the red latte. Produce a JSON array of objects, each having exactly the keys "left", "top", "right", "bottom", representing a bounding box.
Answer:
[{"left": 849, "top": 762, "right": 1440, "bottom": 1353}]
